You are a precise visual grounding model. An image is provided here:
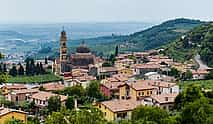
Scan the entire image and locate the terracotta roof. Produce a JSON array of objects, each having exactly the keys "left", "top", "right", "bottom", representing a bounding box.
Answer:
[
  {"left": 75, "top": 75, "right": 96, "bottom": 82},
  {"left": 31, "top": 91, "right": 67, "bottom": 101},
  {"left": 119, "top": 59, "right": 134, "bottom": 63},
  {"left": 100, "top": 67, "right": 118, "bottom": 73},
  {"left": 102, "top": 81, "right": 124, "bottom": 90},
  {"left": 128, "top": 81, "right": 157, "bottom": 91},
  {"left": 134, "top": 64, "right": 160, "bottom": 69},
  {"left": 150, "top": 93, "right": 178, "bottom": 104},
  {"left": 149, "top": 81, "right": 177, "bottom": 88},
  {"left": 0, "top": 107, "right": 26, "bottom": 116},
  {"left": 119, "top": 80, "right": 177, "bottom": 90},
  {"left": 3, "top": 84, "right": 27, "bottom": 90},
  {"left": 101, "top": 99, "right": 143, "bottom": 112},
  {"left": 42, "top": 83, "right": 65, "bottom": 91},
  {"left": 112, "top": 74, "right": 129, "bottom": 82},
  {"left": 192, "top": 69, "right": 209, "bottom": 75},
  {"left": 12, "top": 89, "right": 39, "bottom": 94}
]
